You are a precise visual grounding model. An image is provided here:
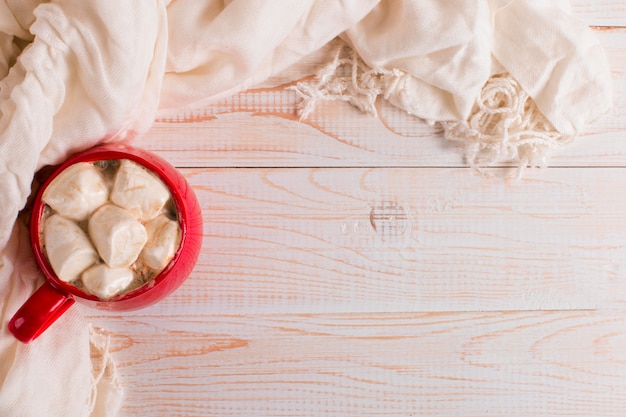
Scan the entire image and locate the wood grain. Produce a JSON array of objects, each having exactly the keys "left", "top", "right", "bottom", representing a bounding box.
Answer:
[
  {"left": 572, "top": 0, "right": 626, "bottom": 26},
  {"left": 134, "top": 166, "right": 626, "bottom": 314},
  {"left": 82, "top": 311, "right": 626, "bottom": 417}
]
